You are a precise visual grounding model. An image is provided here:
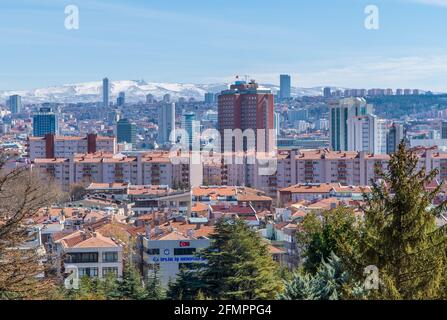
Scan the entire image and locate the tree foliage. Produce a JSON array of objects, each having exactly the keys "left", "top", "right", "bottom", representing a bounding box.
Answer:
[
  {"left": 358, "top": 142, "right": 447, "bottom": 299},
  {"left": 0, "top": 151, "right": 62, "bottom": 299}
]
